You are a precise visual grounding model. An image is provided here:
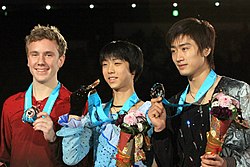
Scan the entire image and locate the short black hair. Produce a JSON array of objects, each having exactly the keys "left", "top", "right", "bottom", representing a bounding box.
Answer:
[
  {"left": 166, "top": 17, "right": 216, "bottom": 69},
  {"left": 99, "top": 40, "right": 144, "bottom": 81}
]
